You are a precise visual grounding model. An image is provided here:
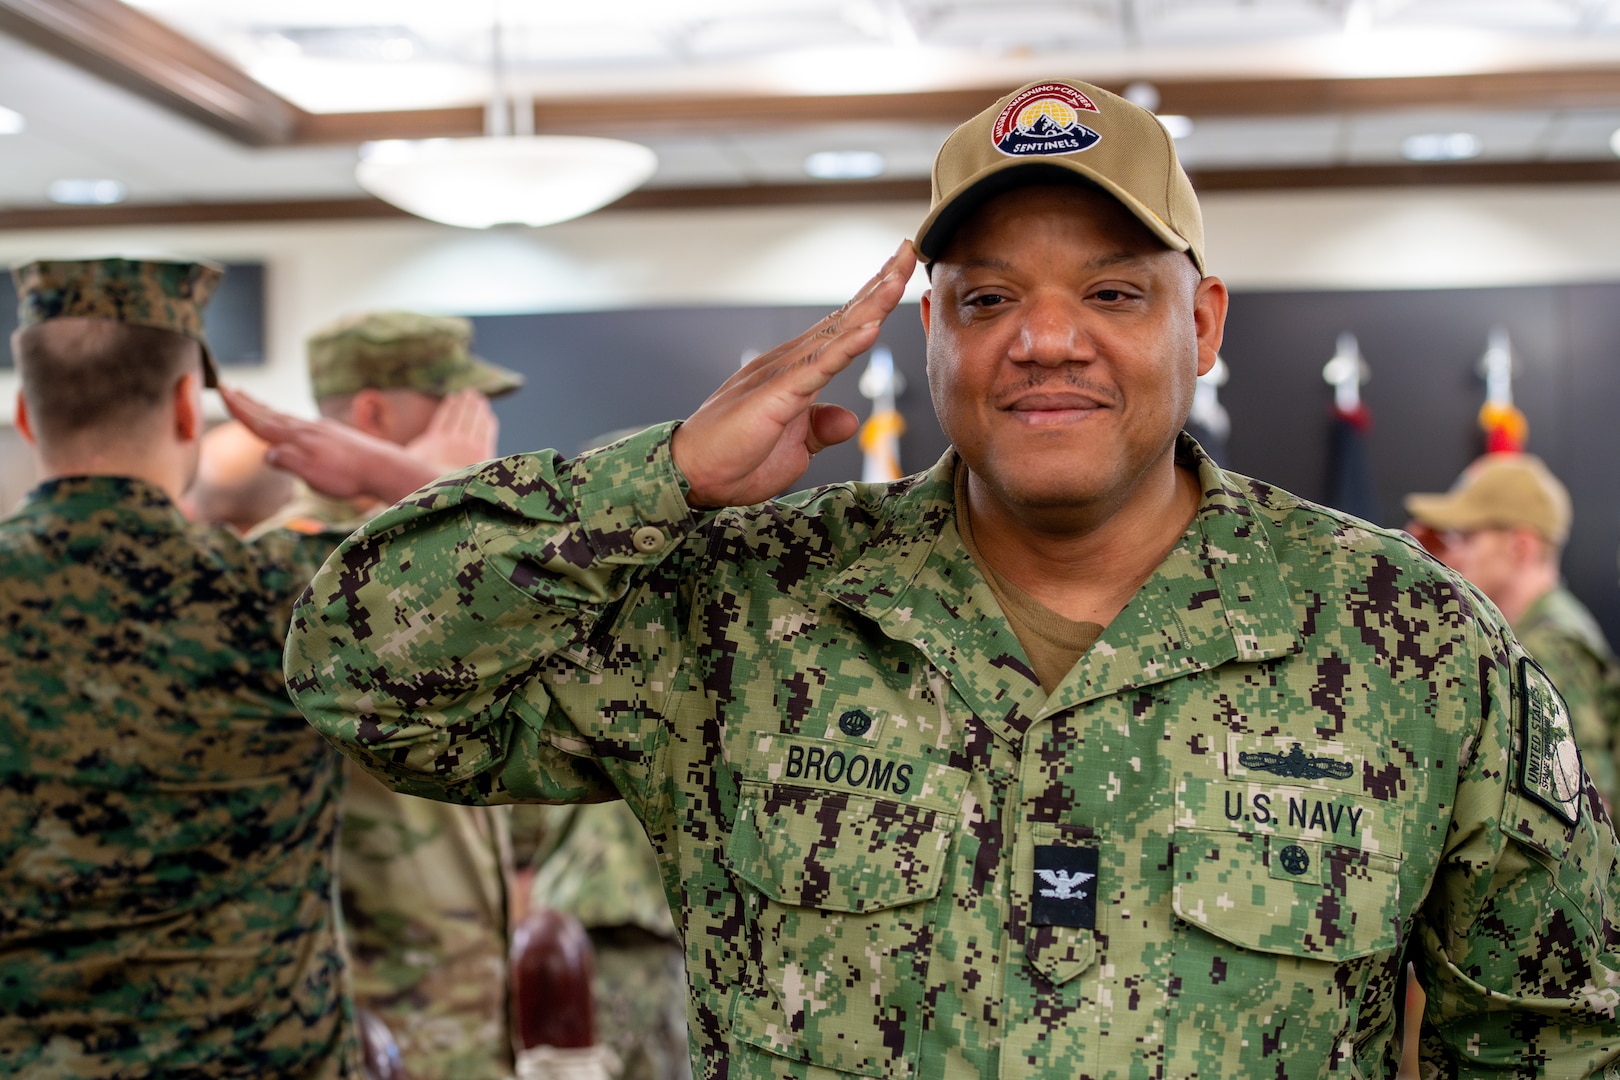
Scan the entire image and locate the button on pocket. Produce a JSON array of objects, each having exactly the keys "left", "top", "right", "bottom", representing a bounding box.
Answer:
[{"left": 631, "top": 525, "right": 665, "bottom": 553}]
